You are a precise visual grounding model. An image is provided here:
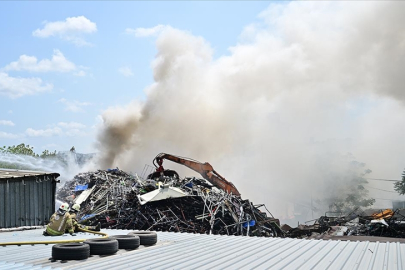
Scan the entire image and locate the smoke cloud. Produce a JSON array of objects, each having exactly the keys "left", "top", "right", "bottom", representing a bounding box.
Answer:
[
  {"left": 95, "top": 2, "right": 405, "bottom": 223},
  {"left": 0, "top": 152, "right": 81, "bottom": 184}
]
